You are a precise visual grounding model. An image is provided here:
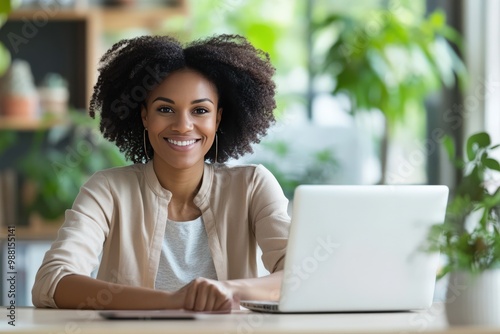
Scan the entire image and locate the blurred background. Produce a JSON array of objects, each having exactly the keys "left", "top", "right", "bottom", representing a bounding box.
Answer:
[{"left": 0, "top": 0, "right": 498, "bottom": 306}]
